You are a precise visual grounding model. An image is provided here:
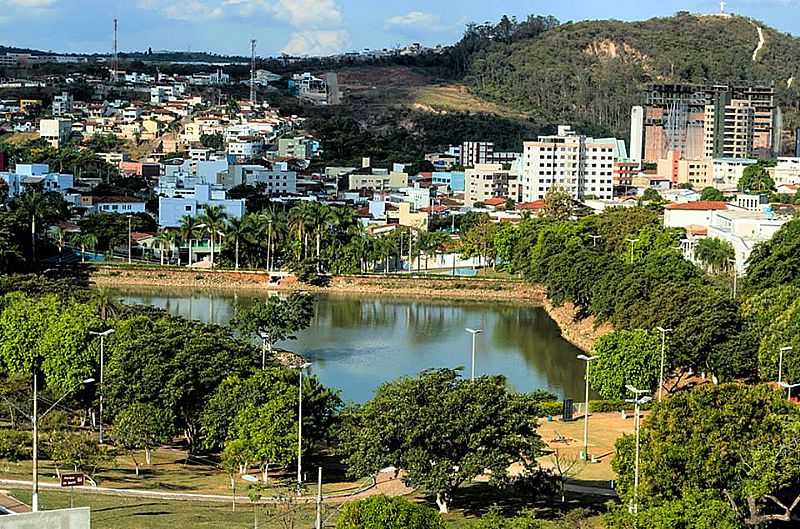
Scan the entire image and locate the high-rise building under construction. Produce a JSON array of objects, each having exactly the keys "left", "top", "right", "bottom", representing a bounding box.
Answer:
[{"left": 642, "top": 82, "right": 779, "bottom": 161}]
